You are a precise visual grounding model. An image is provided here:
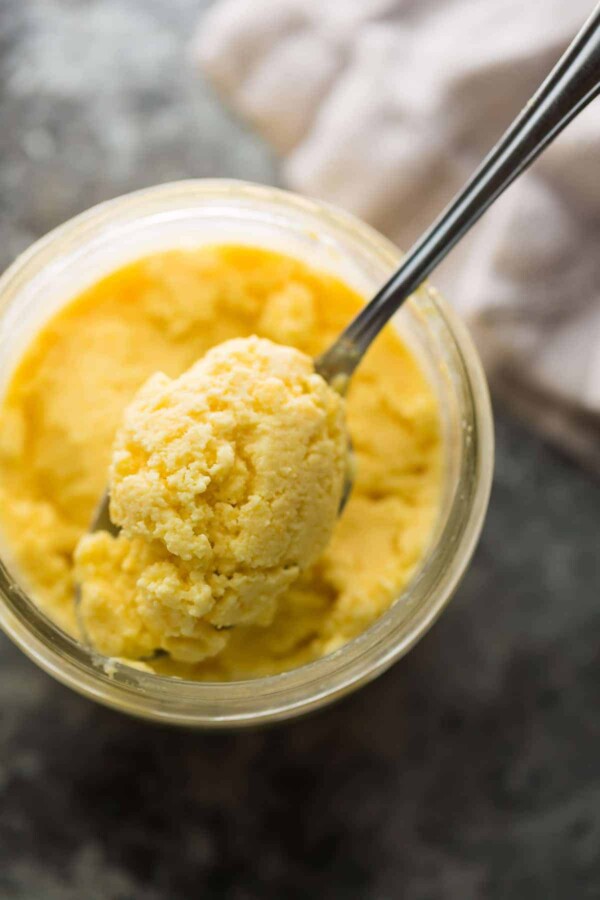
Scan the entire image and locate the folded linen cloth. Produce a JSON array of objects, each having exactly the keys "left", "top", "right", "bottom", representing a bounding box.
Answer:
[{"left": 194, "top": 0, "right": 600, "bottom": 472}]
